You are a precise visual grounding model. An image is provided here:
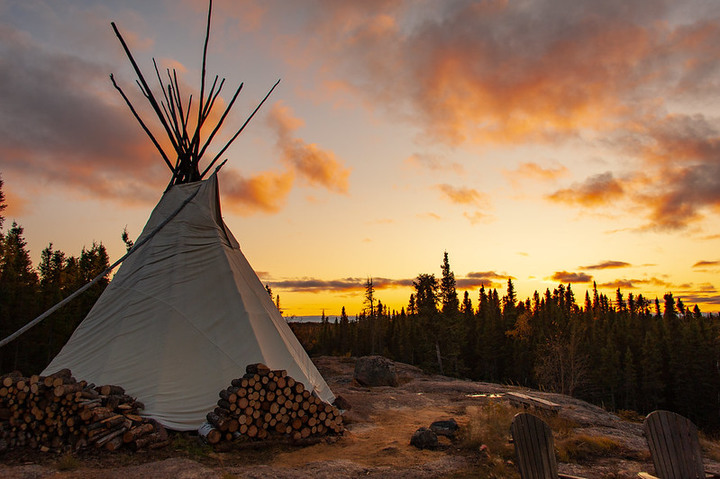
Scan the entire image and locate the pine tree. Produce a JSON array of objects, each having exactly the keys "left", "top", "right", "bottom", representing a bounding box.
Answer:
[
  {"left": 412, "top": 273, "right": 439, "bottom": 371},
  {"left": 439, "top": 252, "right": 459, "bottom": 315},
  {"left": 0, "top": 223, "right": 40, "bottom": 372},
  {"left": 0, "top": 174, "right": 6, "bottom": 231},
  {"left": 623, "top": 346, "right": 638, "bottom": 411}
]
